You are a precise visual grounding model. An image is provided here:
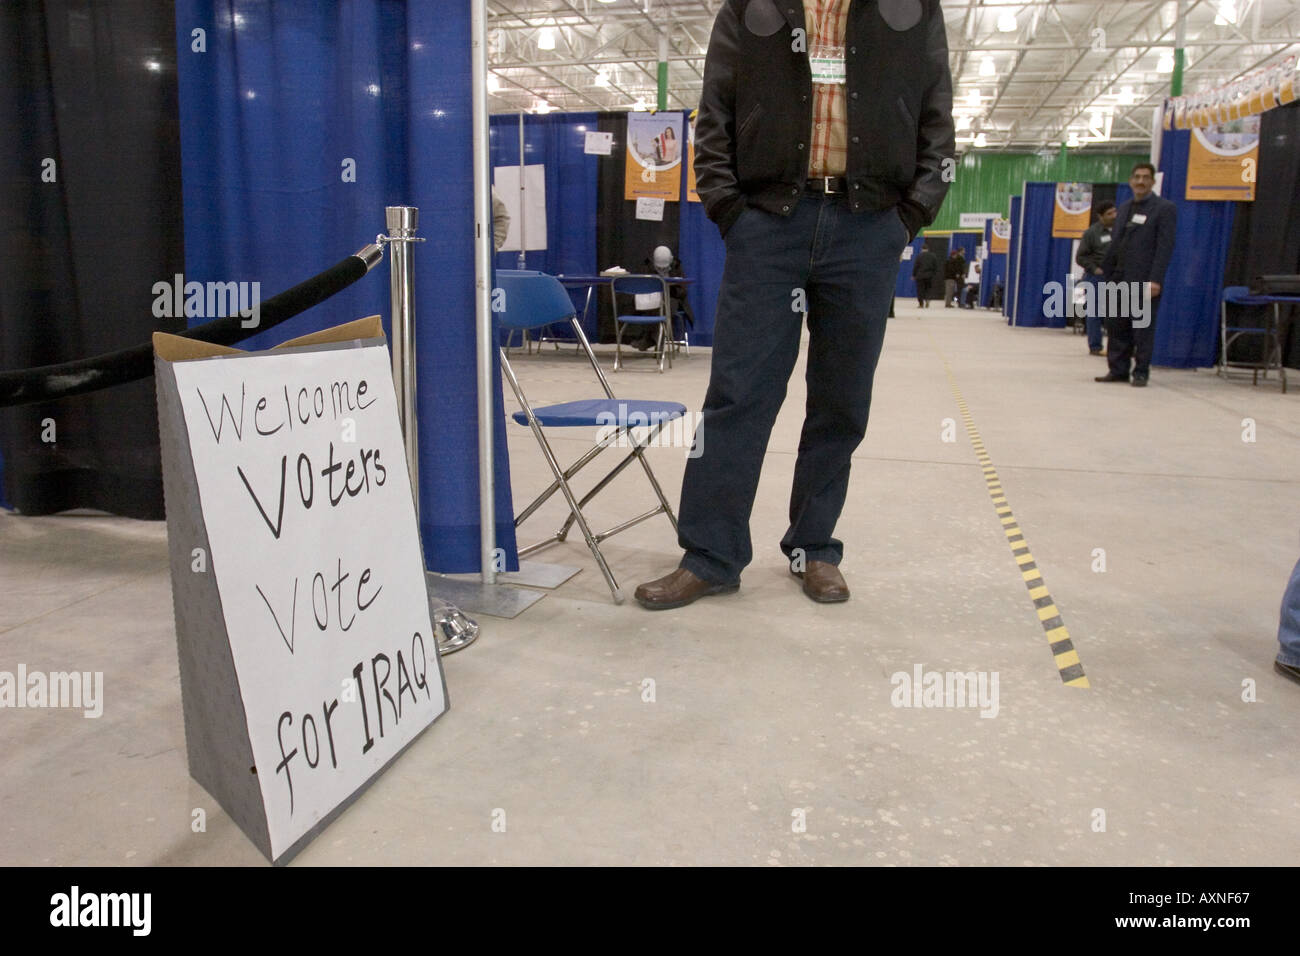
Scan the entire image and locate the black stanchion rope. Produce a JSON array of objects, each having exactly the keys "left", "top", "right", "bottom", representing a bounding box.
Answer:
[{"left": 0, "top": 253, "right": 372, "bottom": 407}]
